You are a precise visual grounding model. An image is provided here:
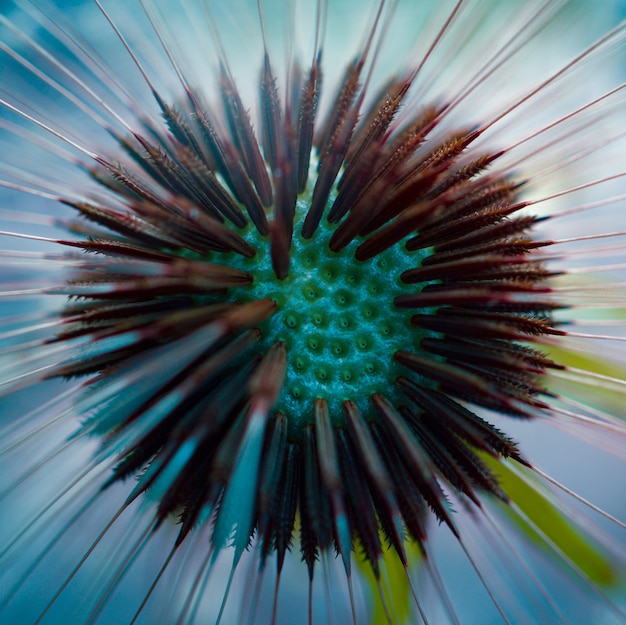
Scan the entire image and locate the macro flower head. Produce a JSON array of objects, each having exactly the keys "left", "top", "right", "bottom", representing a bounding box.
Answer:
[{"left": 1, "top": 1, "right": 626, "bottom": 624}]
